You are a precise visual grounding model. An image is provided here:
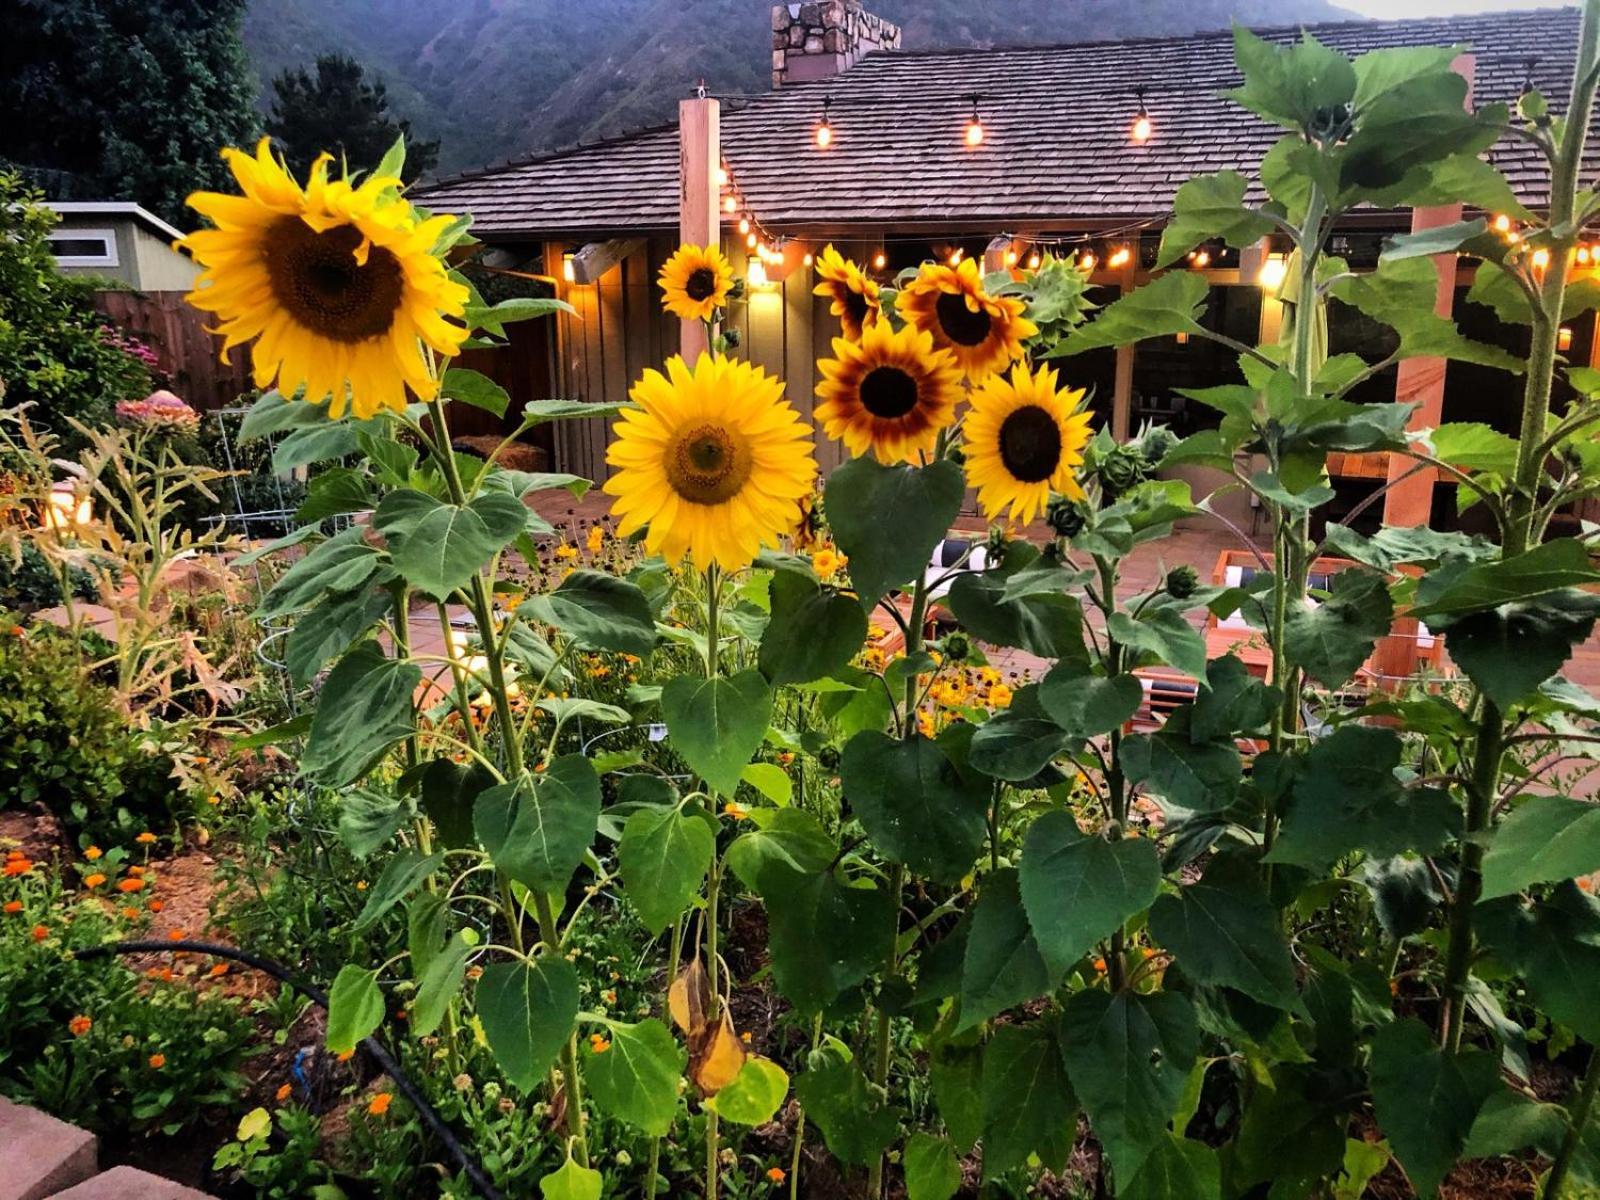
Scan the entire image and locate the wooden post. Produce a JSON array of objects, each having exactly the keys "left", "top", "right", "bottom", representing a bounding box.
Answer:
[
  {"left": 679, "top": 95, "right": 721, "bottom": 361},
  {"left": 1111, "top": 255, "right": 1138, "bottom": 441}
]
